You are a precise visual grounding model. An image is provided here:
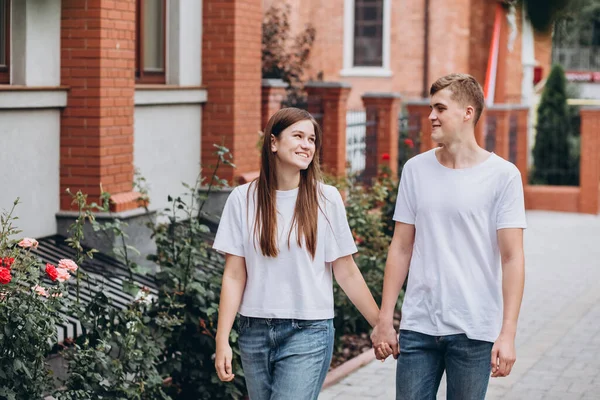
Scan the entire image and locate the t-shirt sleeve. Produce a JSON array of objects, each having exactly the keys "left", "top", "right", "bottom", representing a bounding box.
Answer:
[
  {"left": 212, "top": 188, "right": 245, "bottom": 257},
  {"left": 324, "top": 188, "right": 358, "bottom": 263},
  {"left": 496, "top": 174, "right": 527, "bottom": 230},
  {"left": 393, "top": 163, "right": 416, "bottom": 224}
]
